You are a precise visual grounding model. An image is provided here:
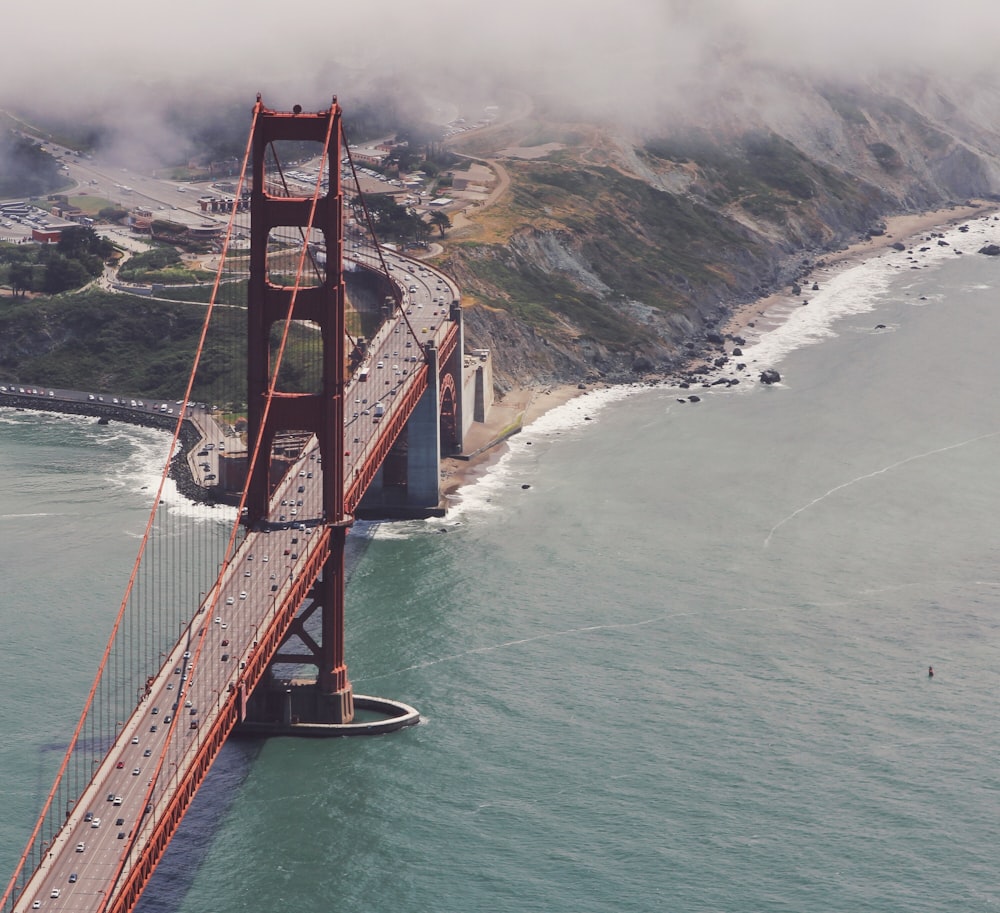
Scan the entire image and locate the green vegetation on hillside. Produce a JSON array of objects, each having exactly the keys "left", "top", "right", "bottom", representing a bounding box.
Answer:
[
  {"left": 455, "top": 158, "right": 767, "bottom": 348},
  {"left": 0, "top": 290, "right": 246, "bottom": 405},
  {"left": 117, "top": 246, "right": 215, "bottom": 285},
  {"left": 643, "top": 130, "right": 824, "bottom": 208}
]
